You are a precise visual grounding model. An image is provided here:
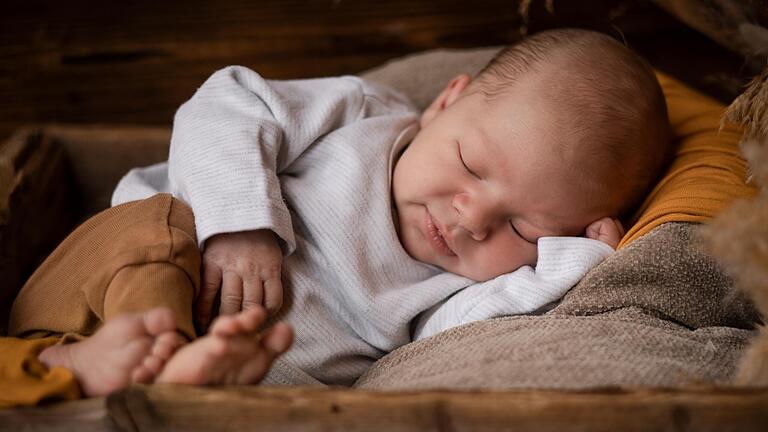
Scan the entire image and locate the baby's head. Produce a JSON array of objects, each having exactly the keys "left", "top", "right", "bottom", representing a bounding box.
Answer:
[{"left": 392, "top": 28, "right": 672, "bottom": 281}]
